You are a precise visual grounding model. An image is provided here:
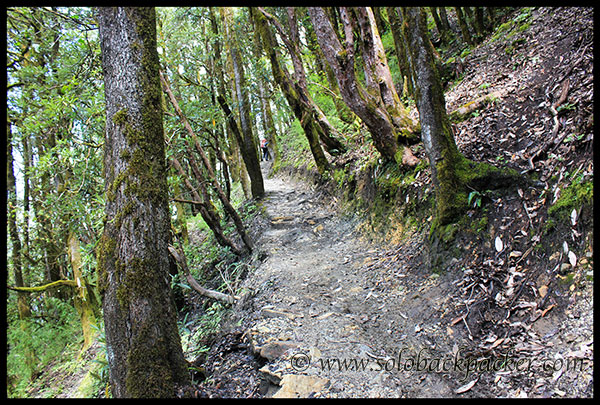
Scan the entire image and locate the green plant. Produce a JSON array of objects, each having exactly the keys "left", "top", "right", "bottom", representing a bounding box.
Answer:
[{"left": 468, "top": 190, "right": 483, "bottom": 208}]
